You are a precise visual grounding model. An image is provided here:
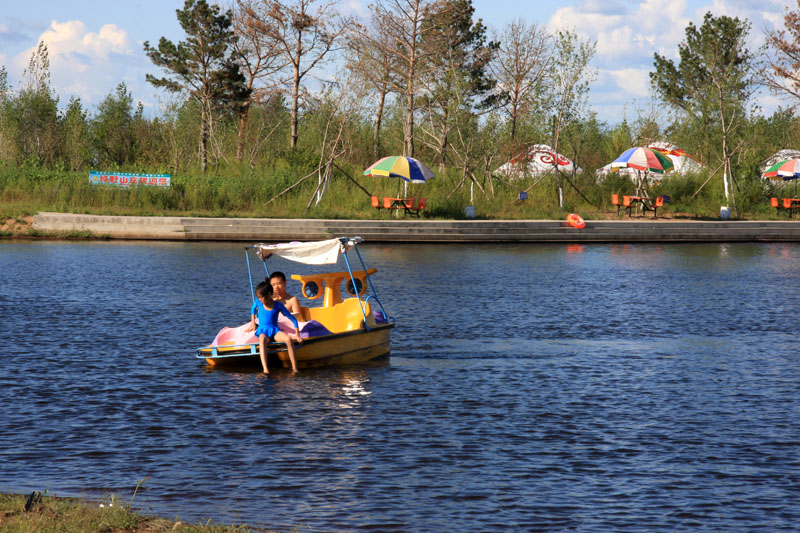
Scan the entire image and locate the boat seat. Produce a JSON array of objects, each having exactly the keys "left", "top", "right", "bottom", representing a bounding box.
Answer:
[
  {"left": 306, "top": 298, "right": 374, "bottom": 333},
  {"left": 297, "top": 306, "right": 311, "bottom": 322}
]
